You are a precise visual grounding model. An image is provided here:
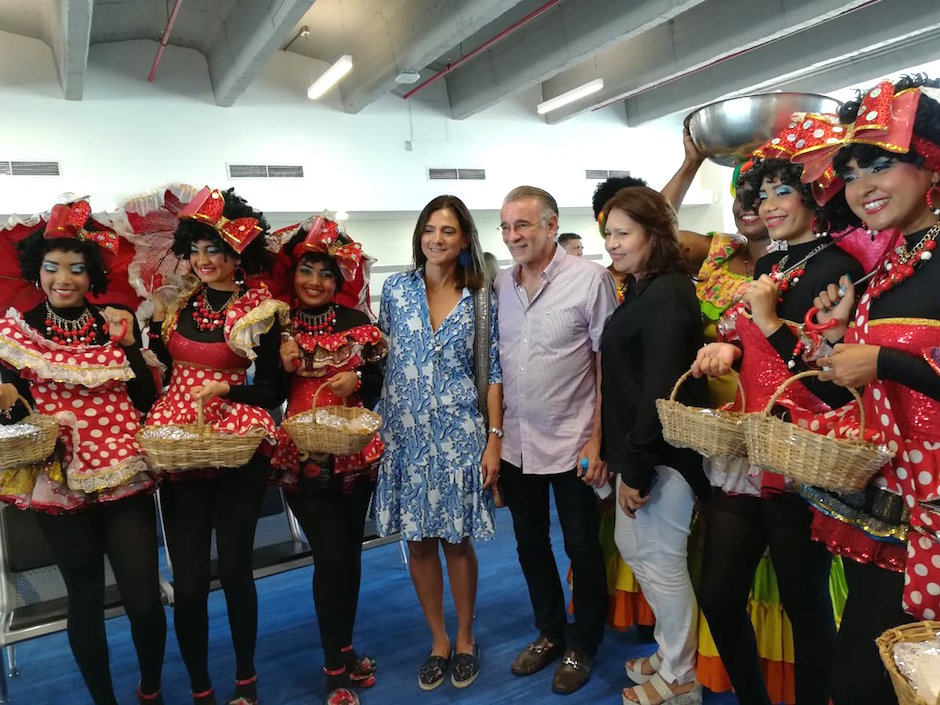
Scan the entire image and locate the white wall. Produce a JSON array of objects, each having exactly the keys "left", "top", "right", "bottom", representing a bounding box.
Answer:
[{"left": 0, "top": 31, "right": 731, "bottom": 275}]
